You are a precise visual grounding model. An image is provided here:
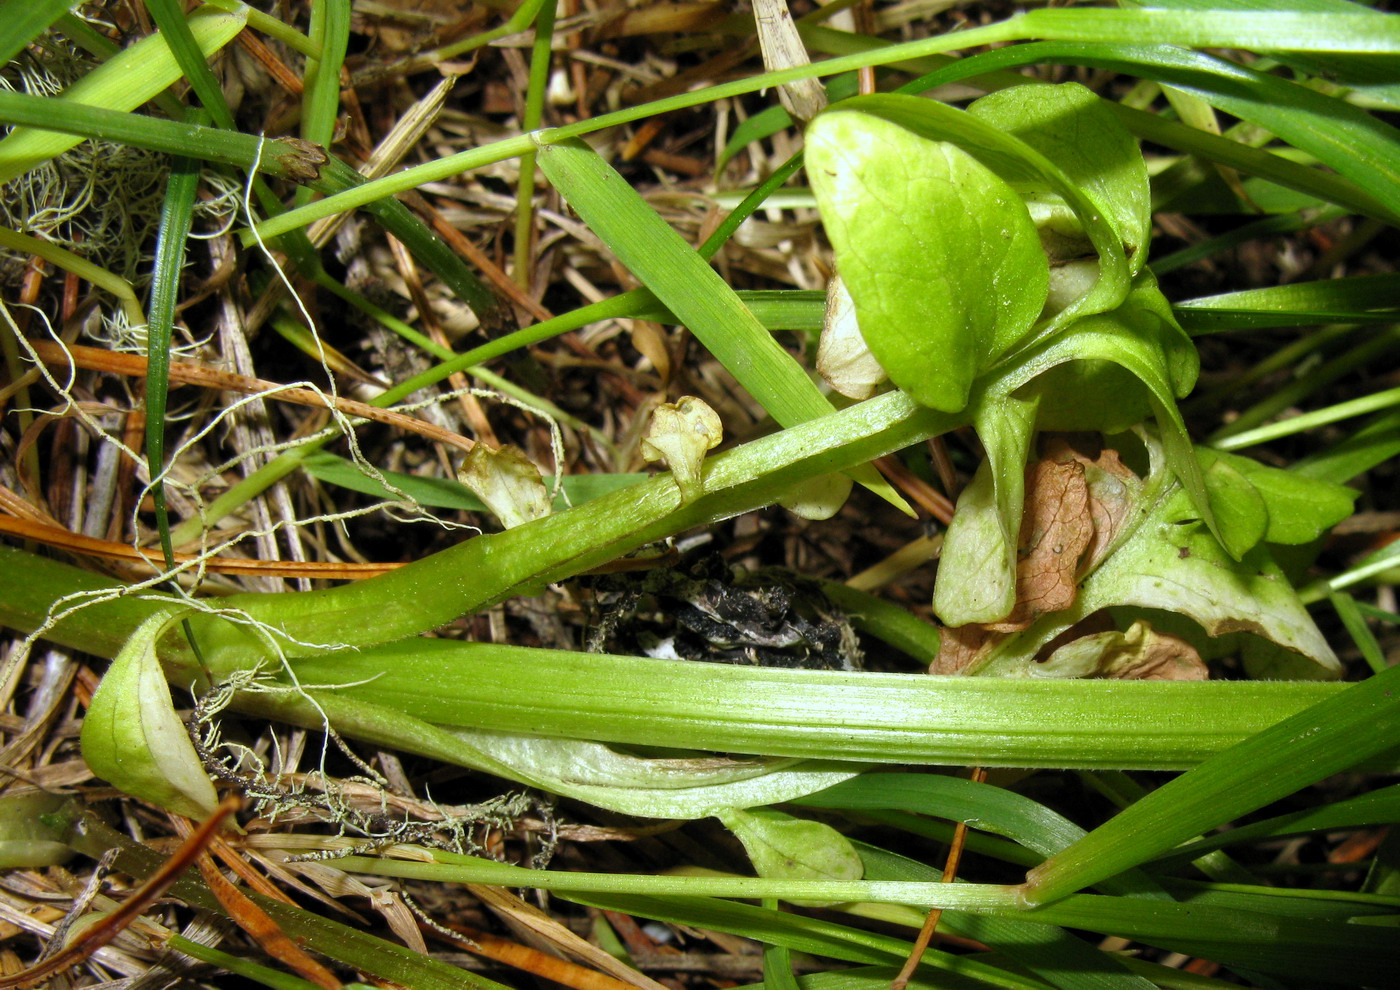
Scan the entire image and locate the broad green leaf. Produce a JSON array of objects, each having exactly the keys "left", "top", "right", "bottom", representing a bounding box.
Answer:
[
  {"left": 1196, "top": 447, "right": 1357, "bottom": 544},
  {"left": 1024, "top": 659, "right": 1400, "bottom": 906},
  {"left": 806, "top": 109, "right": 1047, "bottom": 413},
  {"left": 968, "top": 83, "right": 1150, "bottom": 269},
  {"left": 0, "top": 4, "right": 248, "bottom": 184},
  {"left": 814, "top": 94, "right": 1133, "bottom": 338},
  {"left": 80, "top": 611, "right": 219, "bottom": 819}
]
